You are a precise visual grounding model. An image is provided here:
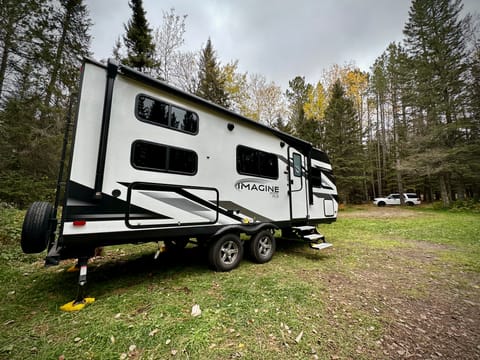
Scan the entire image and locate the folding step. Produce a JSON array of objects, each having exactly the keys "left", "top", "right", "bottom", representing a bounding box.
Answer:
[
  {"left": 292, "top": 225, "right": 316, "bottom": 232},
  {"left": 303, "top": 233, "right": 325, "bottom": 242},
  {"left": 309, "top": 242, "right": 333, "bottom": 250}
]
